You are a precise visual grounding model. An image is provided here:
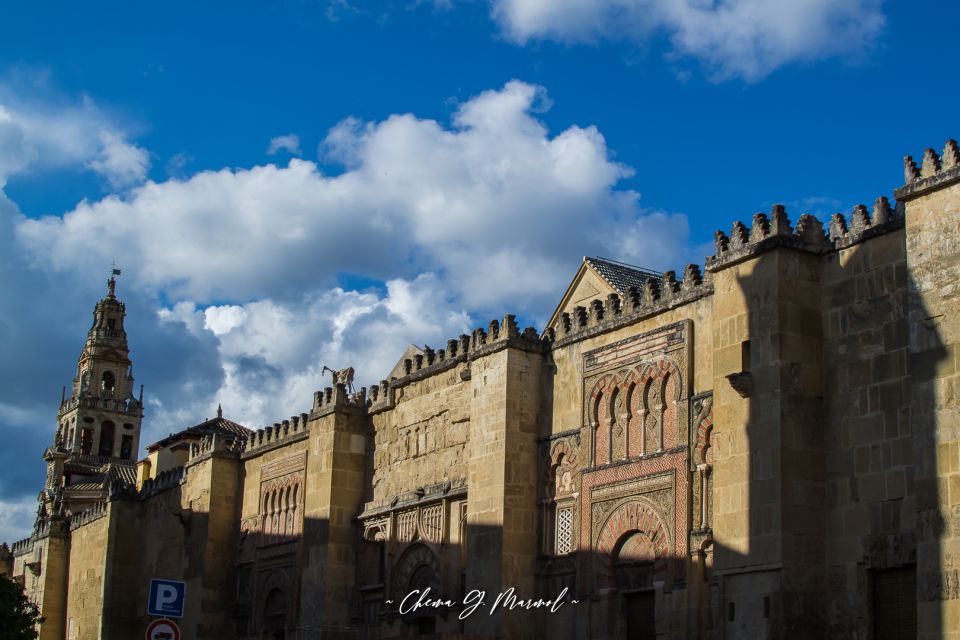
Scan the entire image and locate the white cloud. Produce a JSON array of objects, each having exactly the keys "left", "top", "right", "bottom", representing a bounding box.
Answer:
[
  {"left": 490, "top": 0, "right": 886, "bottom": 81},
  {"left": 3, "top": 80, "right": 696, "bottom": 493},
  {"left": 17, "top": 80, "right": 692, "bottom": 313},
  {"left": 87, "top": 131, "right": 151, "bottom": 189},
  {"left": 149, "top": 274, "right": 471, "bottom": 428},
  {"left": 0, "top": 78, "right": 149, "bottom": 188},
  {"left": 0, "top": 496, "right": 38, "bottom": 545},
  {"left": 267, "top": 133, "right": 303, "bottom": 156}
]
